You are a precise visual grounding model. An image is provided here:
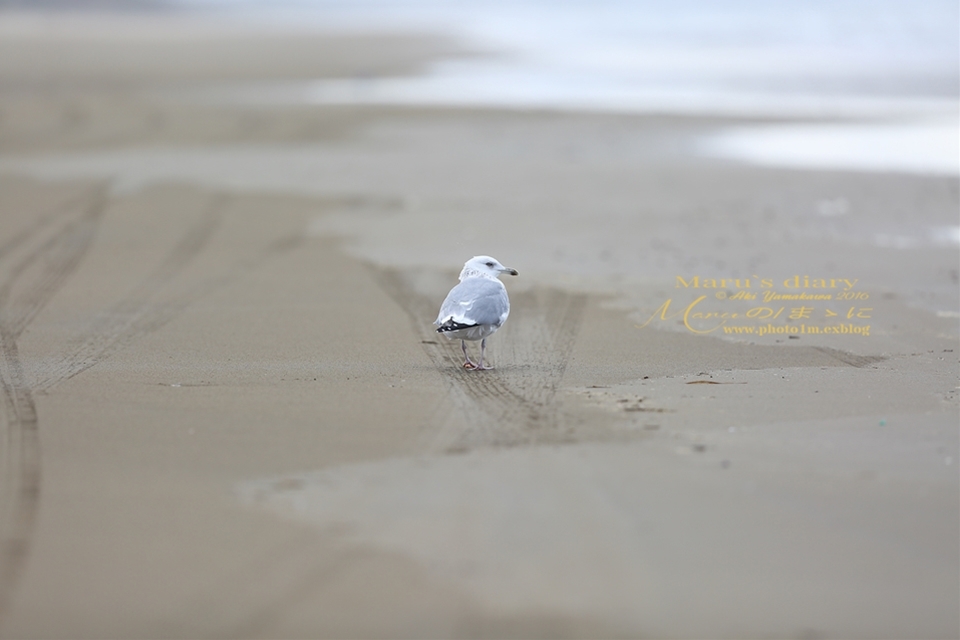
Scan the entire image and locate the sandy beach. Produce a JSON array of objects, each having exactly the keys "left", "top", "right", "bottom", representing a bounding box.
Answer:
[{"left": 0, "top": 9, "right": 957, "bottom": 639}]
